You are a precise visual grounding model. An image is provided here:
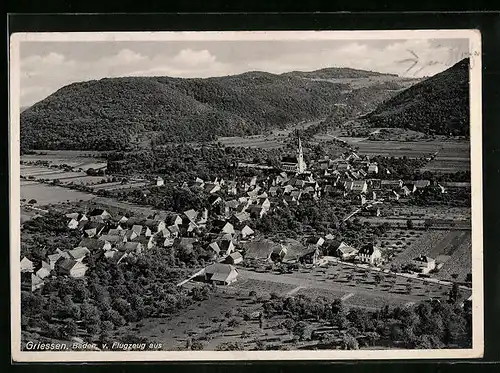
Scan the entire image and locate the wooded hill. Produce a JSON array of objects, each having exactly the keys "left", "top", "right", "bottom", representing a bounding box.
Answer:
[
  {"left": 362, "top": 58, "right": 470, "bottom": 136},
  {"left": 20, "top": 67, "right": 415, "bottom": 151}
]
